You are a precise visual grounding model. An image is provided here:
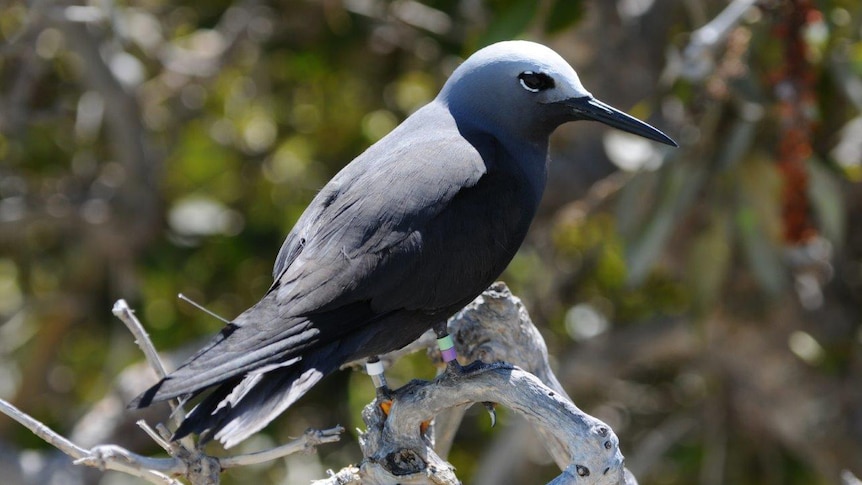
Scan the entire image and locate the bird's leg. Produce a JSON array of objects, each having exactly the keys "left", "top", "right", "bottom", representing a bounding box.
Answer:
[
  {"left": 433, "top": 322, "right": 497, "bottom": 427},
  {"left": 366, "top": 357, "right": 394, "bottom": 416},
  {"left": 433, "top": 322, "right": 462, "bottom": 373}
]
